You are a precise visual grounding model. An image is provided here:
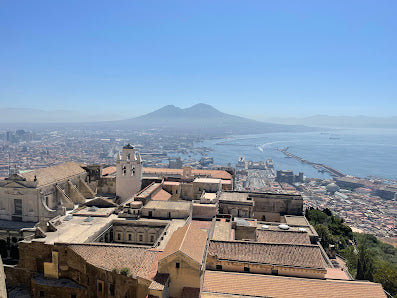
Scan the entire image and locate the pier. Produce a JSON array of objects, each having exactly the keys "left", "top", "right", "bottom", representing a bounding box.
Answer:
[{"left": 277, "top": 147, "right": 346, "bottom": 178}]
